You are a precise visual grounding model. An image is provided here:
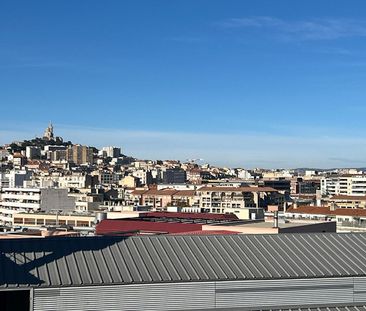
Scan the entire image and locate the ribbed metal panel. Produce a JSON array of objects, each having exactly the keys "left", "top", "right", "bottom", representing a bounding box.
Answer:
[
  {"left": 33, "top": 282, "right": 215, "bottom": 311},
  {"left": 354, "top": 277, "right": 366, "bottom": 303},
  {"left": 4, "top": 233, "right": 366, "bottom": 289},
  {"left": 32, "top": 278, "right": 366, "bottom": 311},
  {"left": 215, "top": 278, "right": 354, "bottom": 309},
  {"left": 262, "top": 307, "right": 366, "bottom": 311},
  {"left": 187, "top": 306, "right": 366, "bottom": 311}
]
